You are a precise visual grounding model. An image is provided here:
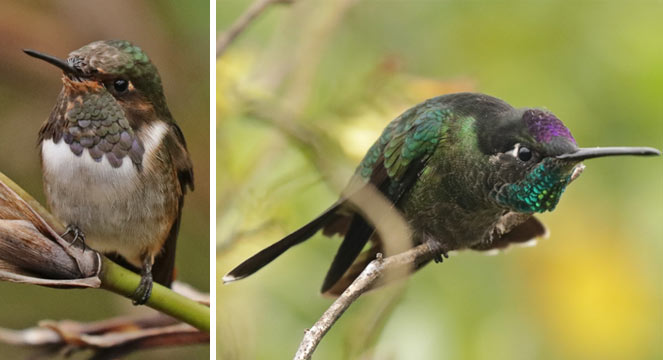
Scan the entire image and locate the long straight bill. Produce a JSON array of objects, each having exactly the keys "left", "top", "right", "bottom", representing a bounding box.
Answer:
[
  {"left": 23, "top": 49, "right": 80, "bottom": 75},
  {"left": 556, "top": 146, "right": 660, "bottom": 161}
]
